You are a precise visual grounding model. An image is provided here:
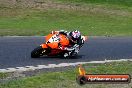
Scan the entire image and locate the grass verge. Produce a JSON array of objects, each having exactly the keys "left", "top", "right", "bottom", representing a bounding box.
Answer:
[
  {"left": 0, "top": 0, "right": 132, "bottom": 36},
  {"left": 0, "top": 73, "right": 9, "bottom": 79},
  {"left": 57, "top": 0, "right": 132, "bottom": 10},
  {"left": 0, "top": 61, "right": 132, "bottom": 88}
]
